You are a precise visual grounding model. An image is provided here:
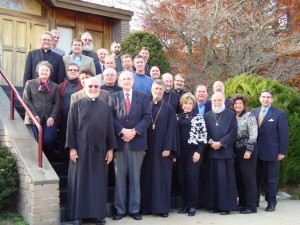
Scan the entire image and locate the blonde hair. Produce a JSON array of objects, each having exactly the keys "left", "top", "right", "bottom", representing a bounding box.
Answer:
[{"left": 180, "top": 92, "right": 196, "bottom": 108}]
